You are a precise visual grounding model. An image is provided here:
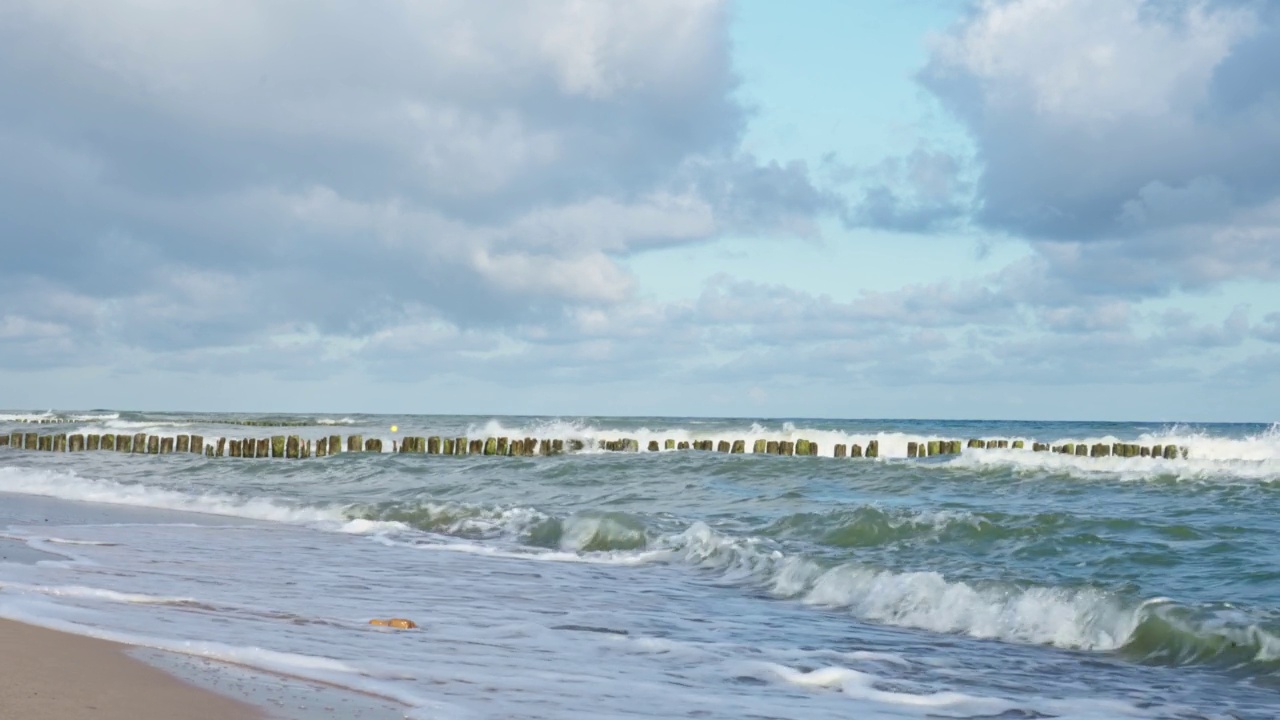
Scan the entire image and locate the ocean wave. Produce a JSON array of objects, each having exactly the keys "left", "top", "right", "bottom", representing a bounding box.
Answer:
[
  {"left": 357, "top": 501, "right": 649, "bottom": 552},
  {"left": 762, "top": 506, "right": 994, "bottom": 548},
  {"left": 947, "top": 448, "right": 1280, "bottom": 483},
  {"left": 0, "top": 466, "right": 351, "bottom": 526},
  {"left": 5, "top": 465, "right": 1277, "bottom": 674},
  {"left": 0, "top": 411, "right": 120, "bottom": 423},
  {"left": 659, "top": 522, "right": 1280, "bottom": 673}
]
